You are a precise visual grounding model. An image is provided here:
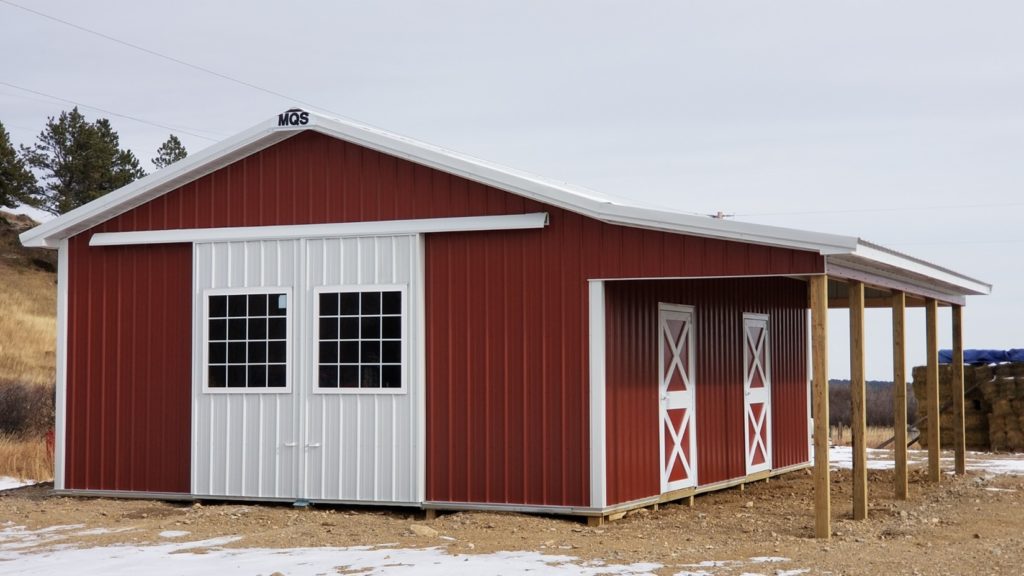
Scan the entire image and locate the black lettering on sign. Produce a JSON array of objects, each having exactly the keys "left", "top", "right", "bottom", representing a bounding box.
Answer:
[{"left": 277, "top": 108, "right": 310, "bottom": 126}]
